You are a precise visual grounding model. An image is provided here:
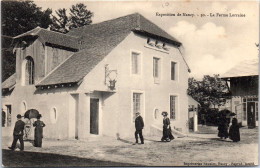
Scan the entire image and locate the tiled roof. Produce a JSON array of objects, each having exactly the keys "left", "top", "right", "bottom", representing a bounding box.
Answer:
[
  {"left": 36, "top": 31, "right": 130, "bottom": 86},
  {"left": 14, "top": 27, "right": 79, "bottom": 50},
  {"left": 36, "top": 13, "right": 183, "bottom": 86},
  {"left": 68, "top": 13, "right": 181, "bottom": 46},
  {"left": 221, "top": 59, "right": 259, "bottom": 78},
  {"left": 2, "top": 73, "right": 16, "bottom": 89}
]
